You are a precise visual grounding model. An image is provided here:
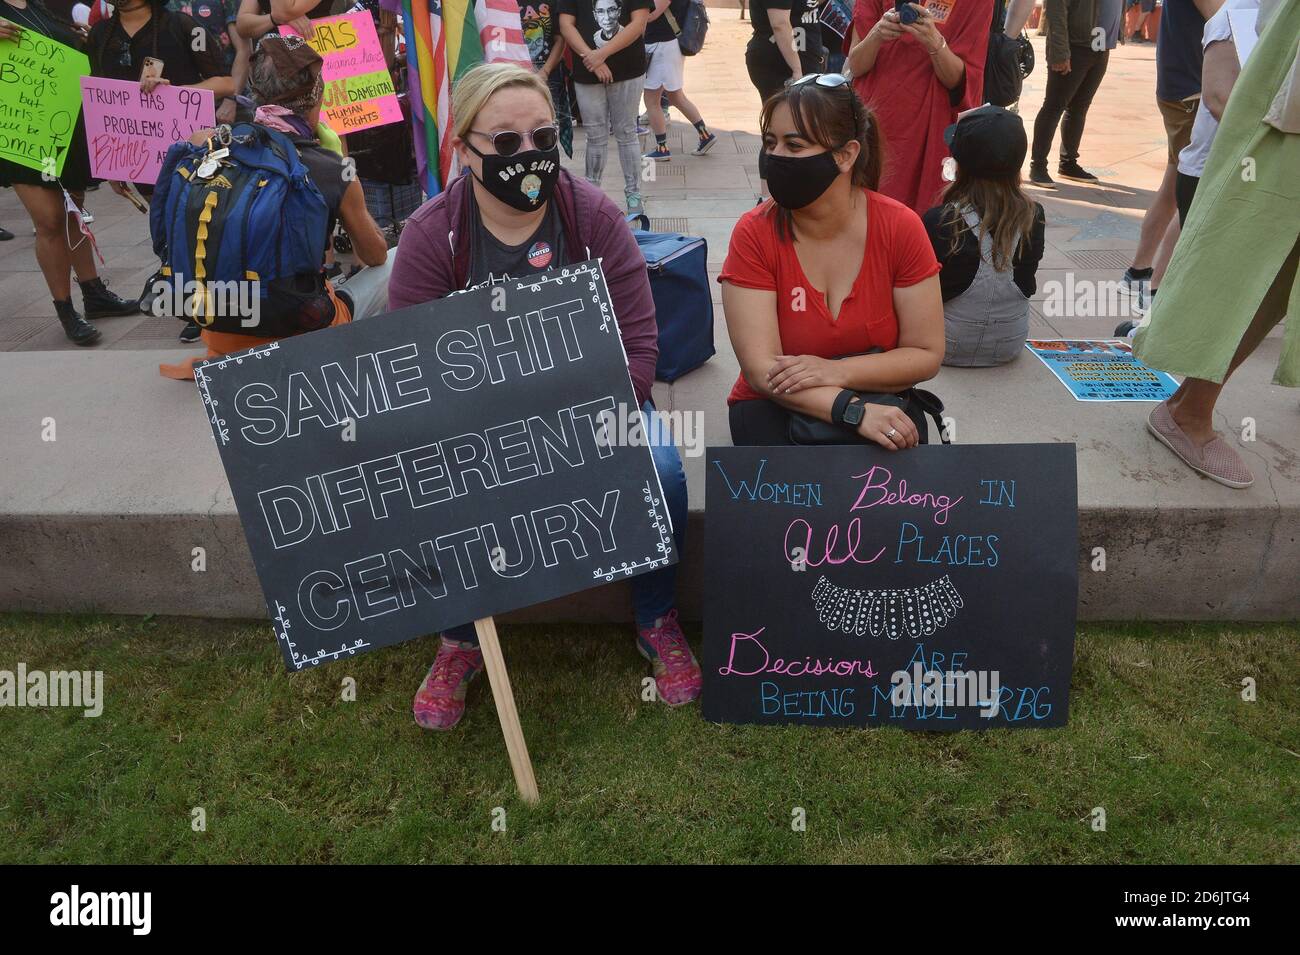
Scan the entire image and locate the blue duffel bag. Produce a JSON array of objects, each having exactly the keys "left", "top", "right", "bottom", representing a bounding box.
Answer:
[{"left": 628, "top": 213, "right": 715, "bottom": 382}]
